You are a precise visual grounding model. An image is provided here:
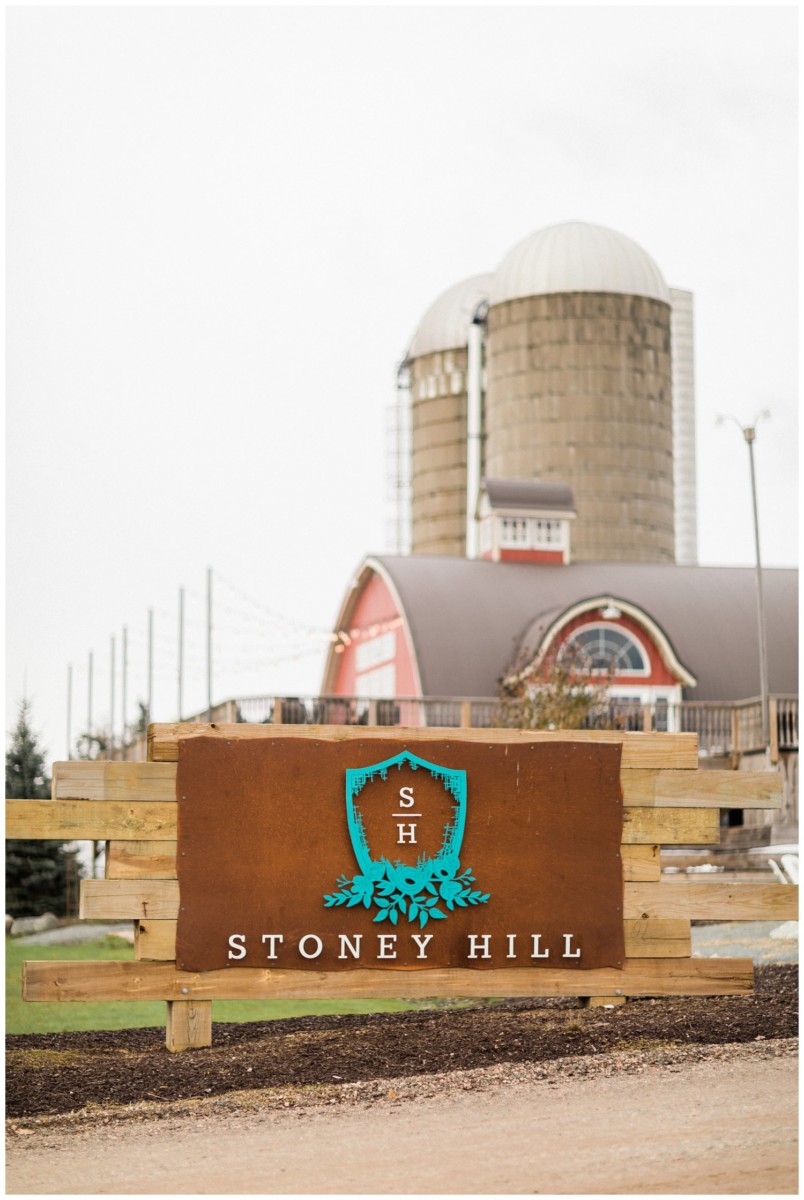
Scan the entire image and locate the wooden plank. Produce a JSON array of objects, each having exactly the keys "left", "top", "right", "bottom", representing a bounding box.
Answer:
[
  {"left": 625, "top": 880, "right": 798, "bottom": 921},
  {"left": 166, "top": 1000, "right": 212, "bottom": 1052},
  {"left": 622, "top": 807, "right": 719, "bottom": 845},
  {"left": 623, "top": 918, "right": 691, "bottom": 958},
  {"left": 46, "top": 842, "right": 713, "bottom": 889},
  {"left": 39, "top": 764, "right": 783, "bottom": 812},
  {"left": 106, "top": 841, "right": 177, "bottom": 879},
  {"left": 4, "top": 801, "right": 721, "bottom": 846},
  {"left": 23, "top": 955, "right": 753, "bottom": 1002},
  {"left": 117, "top": 844, "right": 655, "bottom": 885},
  {"left": 79, "top": 878, "right": 180, "bottom": 921},
  {"left": 52, "top": 760, "right": 176, "bottom": 802},
  {"left": 41, "top": 764, "right": 781, "bottom": 811},
  {"left": 6, "top": 799, "right": 177, "bottom": 841},
  {"left": 136, "top": 916, "right": 693, "bottom": 962},
  {"left": 135, "top": 921, "right": 177, "bottom": 961},
  {"left": 622, "top": 769, "right": 782, "bottom": 809},
  {"left": 622, "top": 845, "right": 661, "bottom": 882},
  {"left": 101, "top": 877, "right": 796, "bottom": 924},
  {"left": 148, "top": 723, "right": 699, "bottom": 769}
]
